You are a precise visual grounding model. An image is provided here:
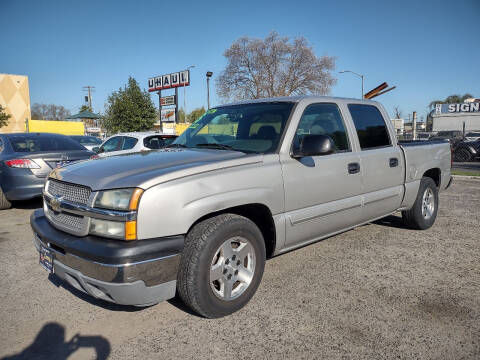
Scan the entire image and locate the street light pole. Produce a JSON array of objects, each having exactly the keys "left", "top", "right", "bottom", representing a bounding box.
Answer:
[
  {"left": 206, "top": 71, "right": 213, "bottom": 109},
  {"left": 183, "top": 65, "right": 195, "bottom": 122},
  {"left": 339, "top": 70, "right": 364, "bottom": 99}
]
